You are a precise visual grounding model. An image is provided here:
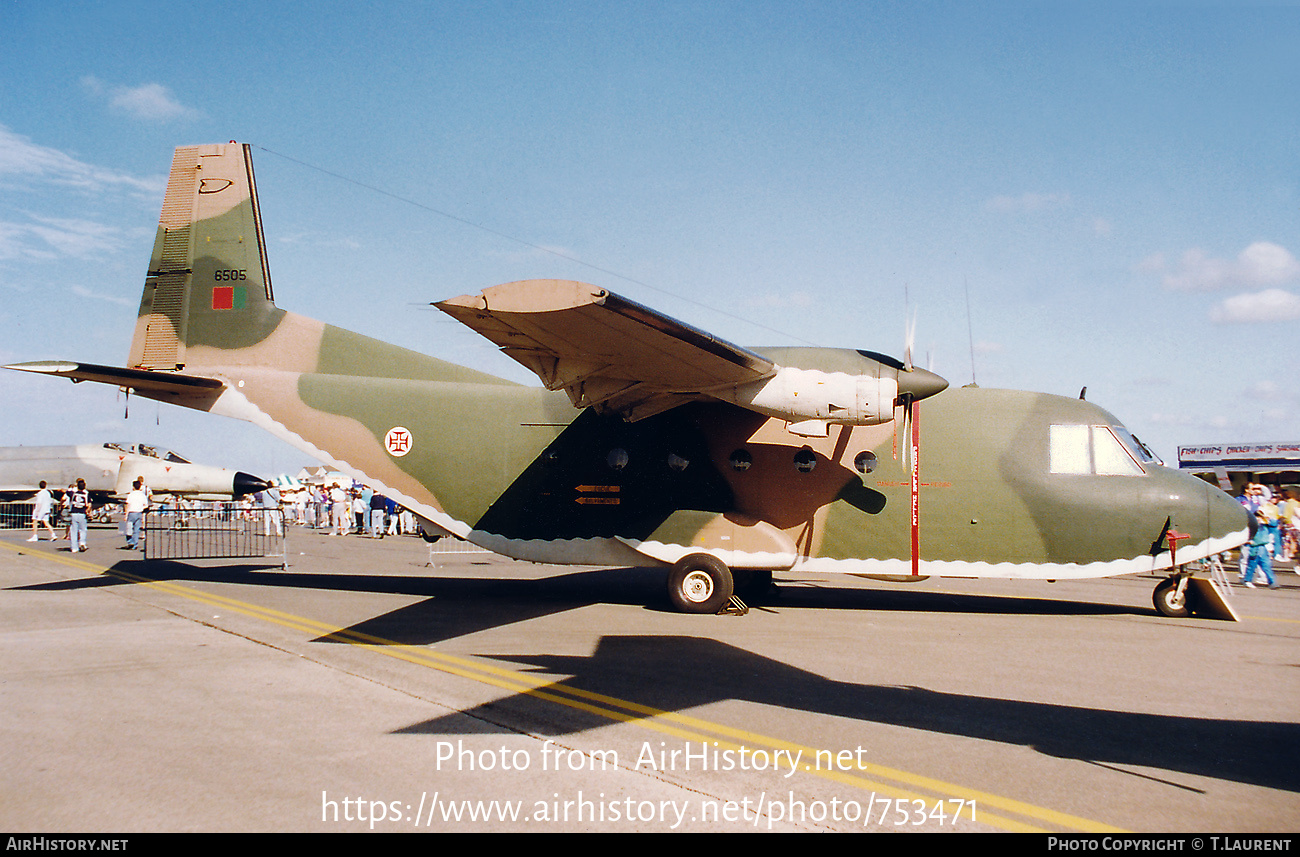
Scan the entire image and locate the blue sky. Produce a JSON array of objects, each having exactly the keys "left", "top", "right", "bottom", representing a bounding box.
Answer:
[{"left": 1, "top": 1, "right": 1296, "bottom": 477}]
